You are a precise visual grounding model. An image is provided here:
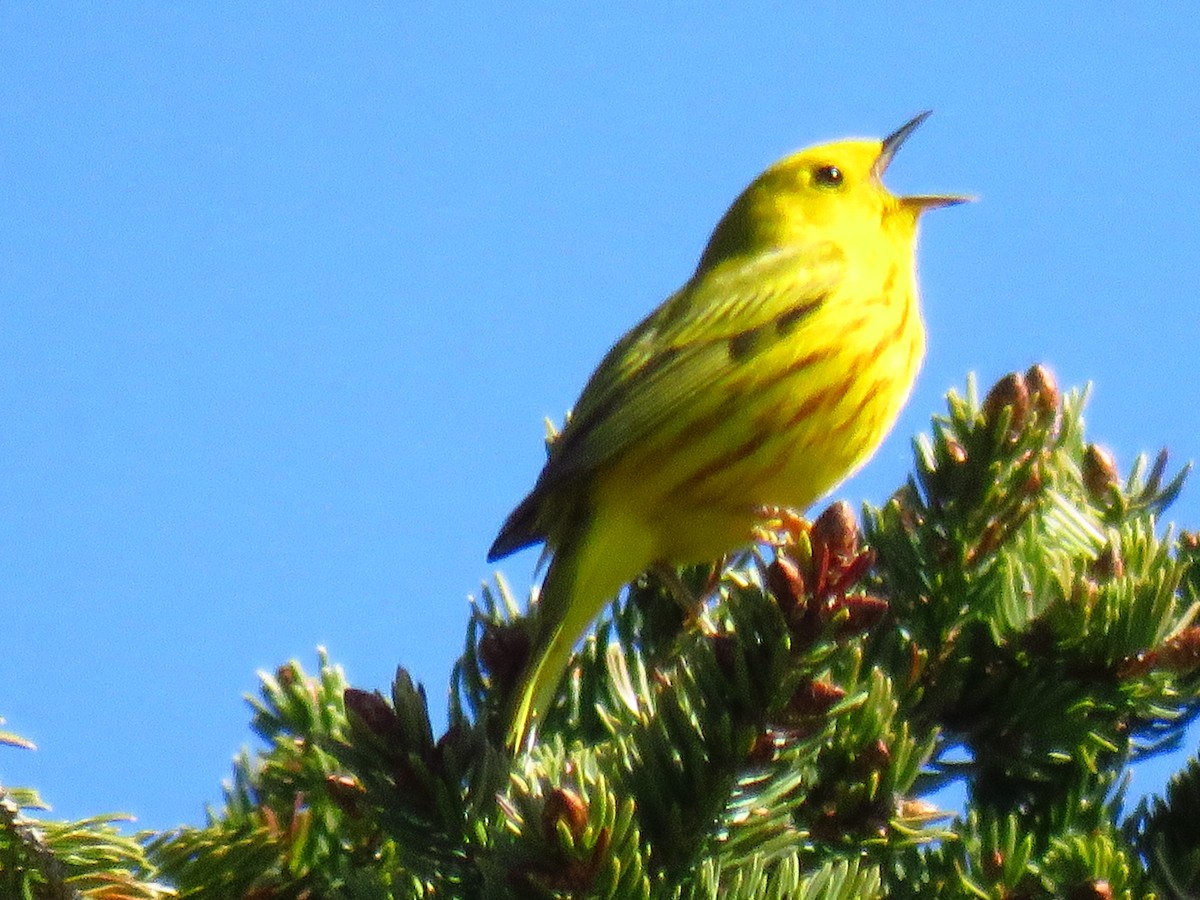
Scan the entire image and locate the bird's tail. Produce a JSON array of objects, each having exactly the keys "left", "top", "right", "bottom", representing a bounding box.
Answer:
[{"left": 506, "top": 516, "right": 650, "bottom": 750}]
